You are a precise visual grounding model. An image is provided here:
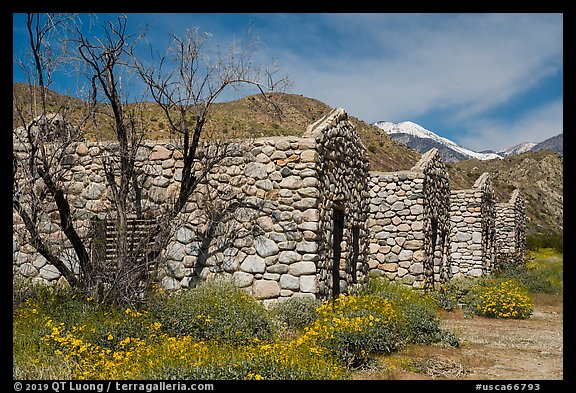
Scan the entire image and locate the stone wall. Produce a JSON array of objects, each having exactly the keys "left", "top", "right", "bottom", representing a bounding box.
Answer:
[
  {"left": 13, "top": 111, "right": 525, "bottom": 299},
  {"left": 13, "top": 138, "right": 118, "bottom": 285},
  {"left": 159, "top": 108, "right": 370, "bottom": 304},
  {"left": 13, "top": 108, "right": 370, "bottom": 304},
  {"left": 449, "top": 173, "right": 496, "bottom": 278},
  {"left": 366, "top": 148, "right": 452, "bottom": 289},
  {"left": 495, "top": 189, "right": 526, "bottom": 269},
  {"left": 158, "top": 135, "right": 322, "bottom": 305}
]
